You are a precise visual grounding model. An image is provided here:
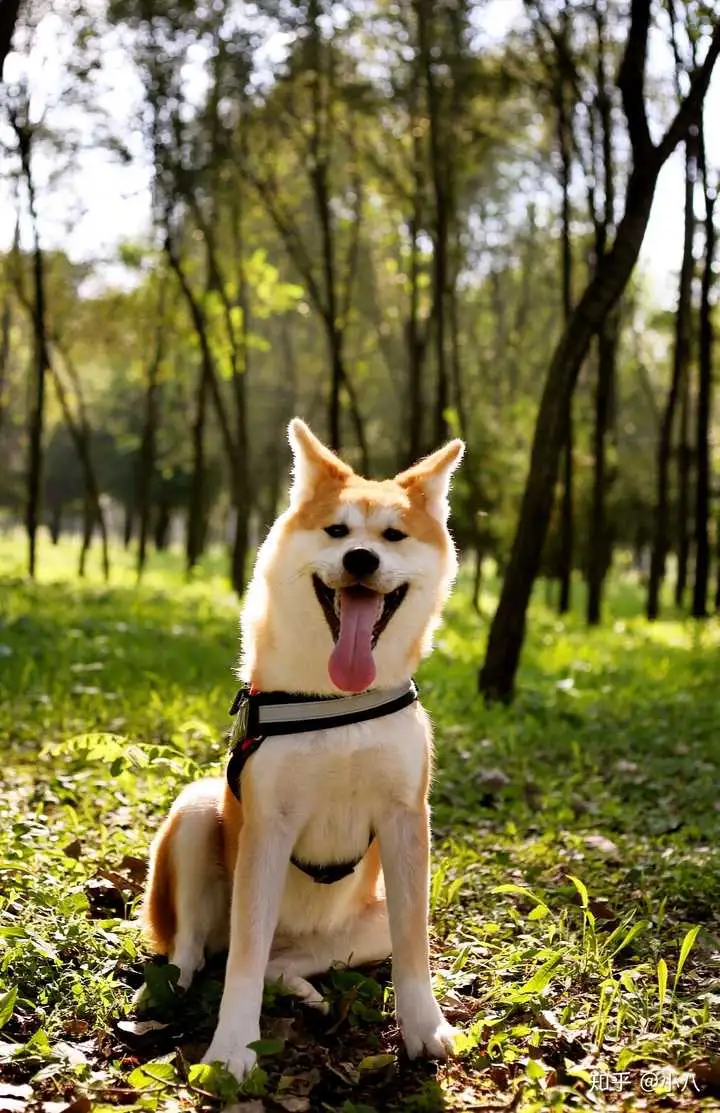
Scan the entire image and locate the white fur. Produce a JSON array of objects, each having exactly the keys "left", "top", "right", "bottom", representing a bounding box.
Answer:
[{"left": 143, "top": 421, "right": 464, "bottom": 1084}]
